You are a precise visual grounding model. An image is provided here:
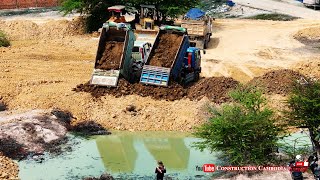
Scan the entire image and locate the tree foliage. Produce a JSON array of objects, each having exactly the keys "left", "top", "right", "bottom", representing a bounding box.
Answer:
[
  {"left": 194, "top": 85, "right": 284, "bottom": 165},
  {"left": 60, "top": 0, "right": 200, "bottom": 32},
  {"left": 286, "top": 79, "right": 320, "bottom": 156},
  {"left": 0, "top": 30, "right": 10, "bottom": 47}
]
